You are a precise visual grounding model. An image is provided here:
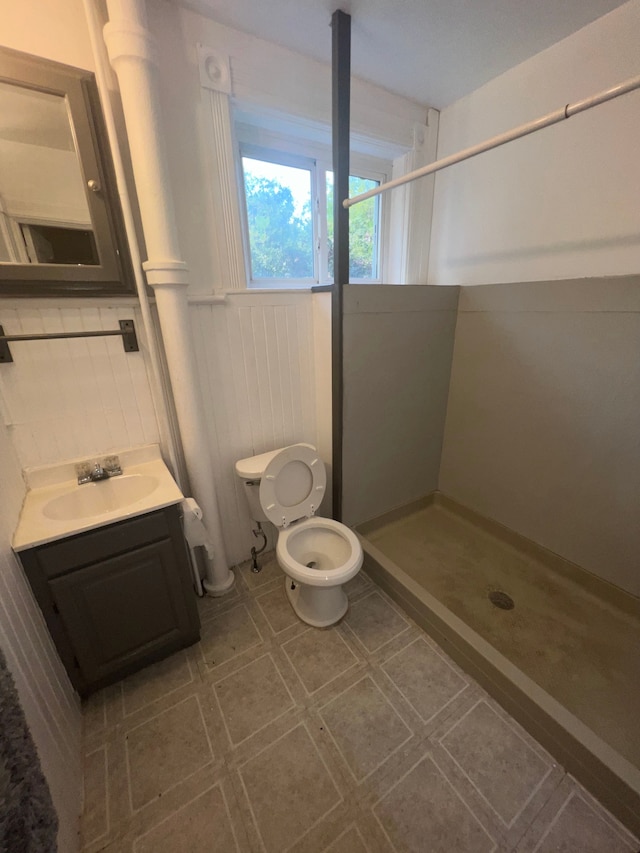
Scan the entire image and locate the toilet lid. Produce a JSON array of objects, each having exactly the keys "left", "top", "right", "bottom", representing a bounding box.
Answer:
[{"left": 259, "top": 444, "right": 326, "bottom": 528}]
